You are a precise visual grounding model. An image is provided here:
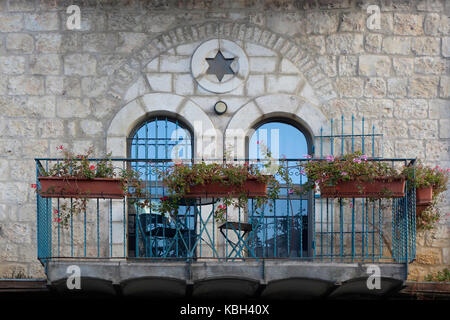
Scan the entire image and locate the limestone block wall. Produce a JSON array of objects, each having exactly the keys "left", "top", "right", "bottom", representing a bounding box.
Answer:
[{"left": 0, "top": 0, "right": 448, "bottom": 280}]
